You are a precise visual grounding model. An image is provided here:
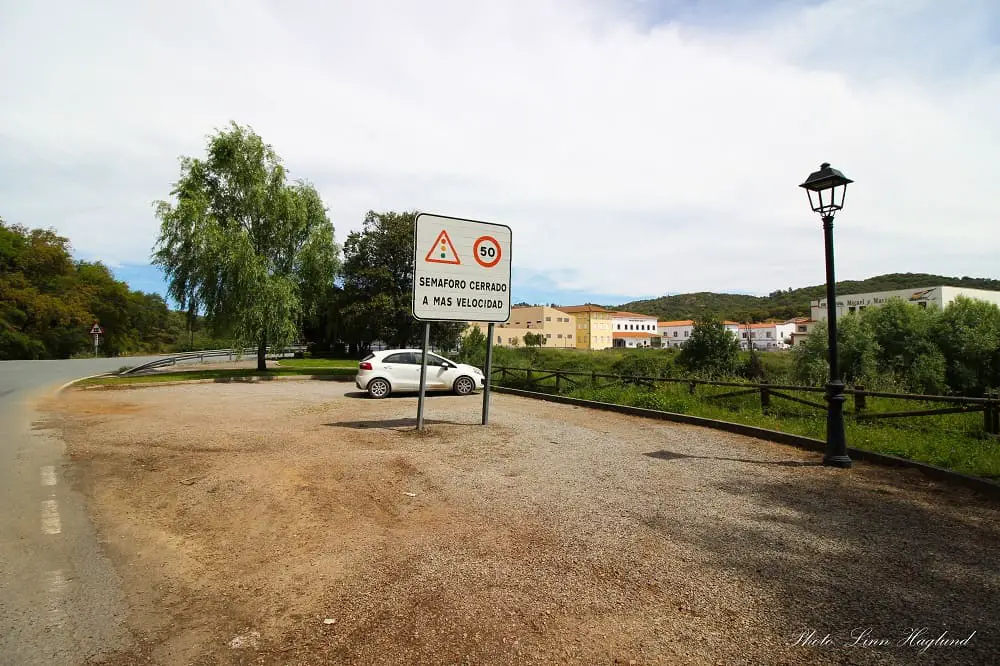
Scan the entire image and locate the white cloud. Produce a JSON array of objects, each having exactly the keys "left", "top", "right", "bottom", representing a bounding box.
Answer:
[{"left": 1, "top": 0, "right": 998, "bottom": 298}]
